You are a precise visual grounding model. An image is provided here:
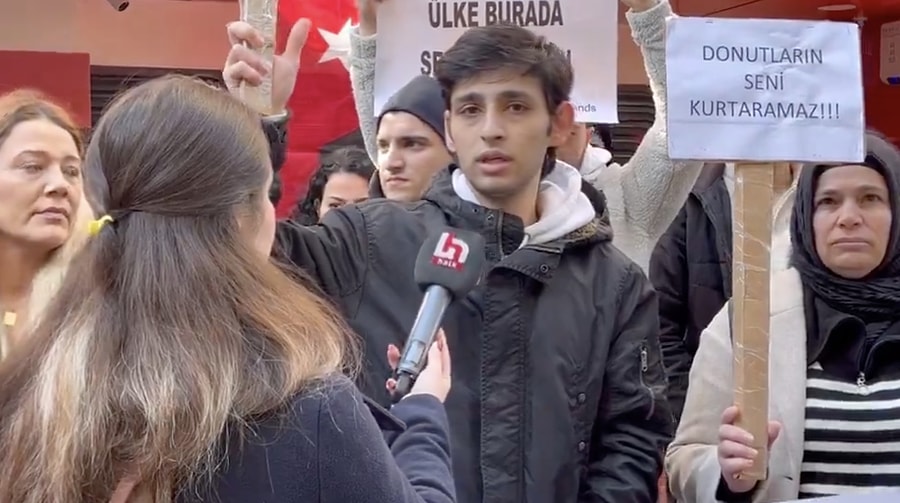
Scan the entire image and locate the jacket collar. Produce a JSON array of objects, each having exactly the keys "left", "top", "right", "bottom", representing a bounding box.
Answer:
[
  {"left": 690, "top": 163, "right": 727, "bottom": 196},
  {"left": 422, "top": 164, "right": 612, "bottom": 249}
]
